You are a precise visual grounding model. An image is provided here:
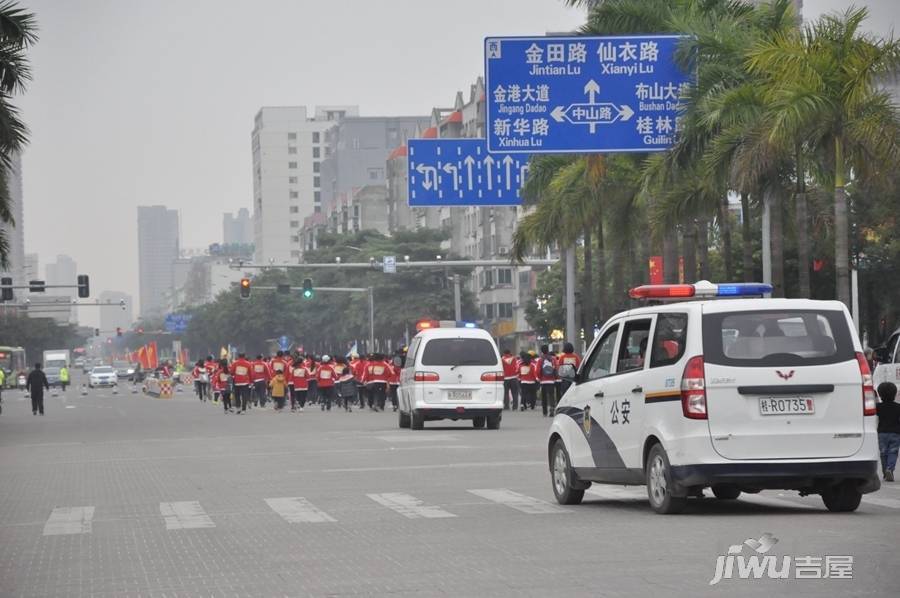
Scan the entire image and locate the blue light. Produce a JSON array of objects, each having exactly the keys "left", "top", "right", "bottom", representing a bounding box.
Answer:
[
  {"left": 716, "top": 283, "right": 773, "bottom": 297},
  {"left": 458, "top": 321, "right": 478, "bottom": 328}
]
